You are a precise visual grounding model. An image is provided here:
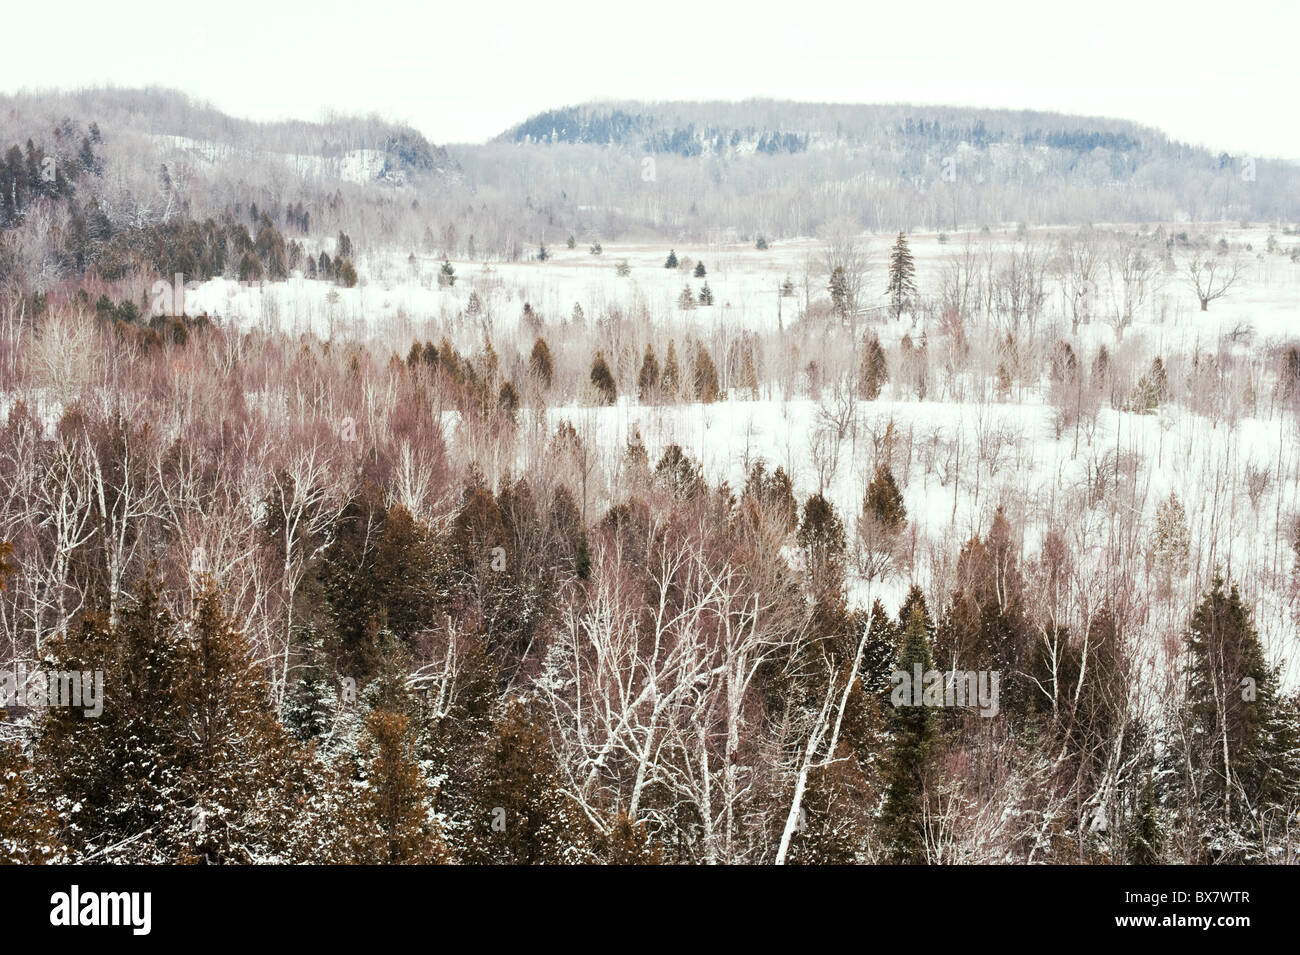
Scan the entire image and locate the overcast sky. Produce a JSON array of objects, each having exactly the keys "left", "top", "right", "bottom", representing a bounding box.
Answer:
[{"left": 3, "top": 0, "right": 1294, "bottom": 157}]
